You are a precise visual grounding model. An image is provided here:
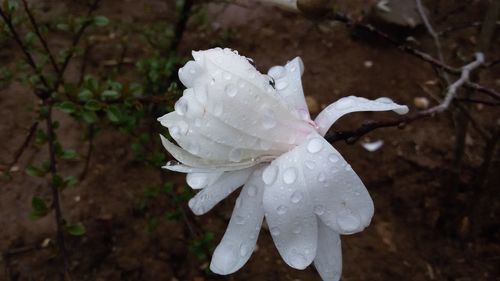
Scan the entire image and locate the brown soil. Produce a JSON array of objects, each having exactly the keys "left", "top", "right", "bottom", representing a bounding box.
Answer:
[{"left": 1, "top": 0, "right": 499, "bottom": 281}]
